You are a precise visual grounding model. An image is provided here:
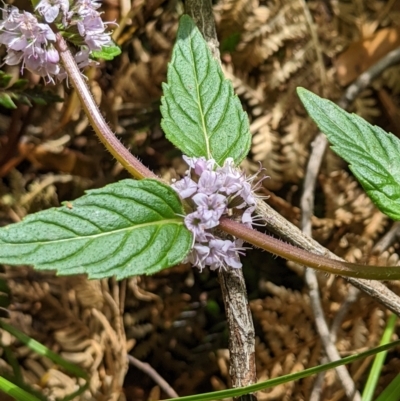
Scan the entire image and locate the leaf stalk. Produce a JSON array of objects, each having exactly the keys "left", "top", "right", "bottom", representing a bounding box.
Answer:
[
  {"left": 55, "top": 33, "right": 157, "bottom": 181},
  {"left": 219, "top": 217, "right": 400, "bottom": 280}
]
